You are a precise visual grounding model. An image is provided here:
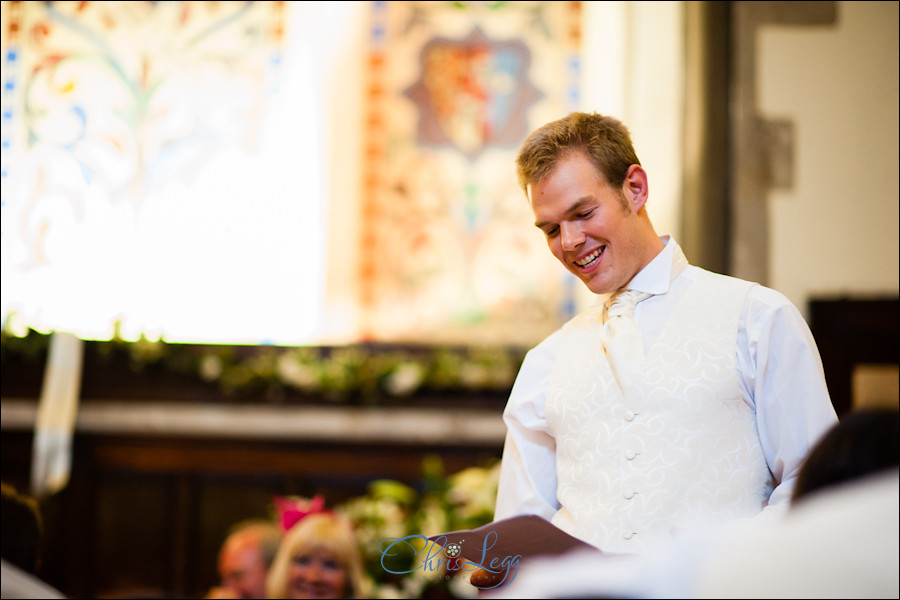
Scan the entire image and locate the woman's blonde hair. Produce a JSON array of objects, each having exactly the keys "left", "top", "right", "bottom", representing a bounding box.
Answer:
[{"left": 266, "top": 512, "right": 367, "bottom": 599}]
